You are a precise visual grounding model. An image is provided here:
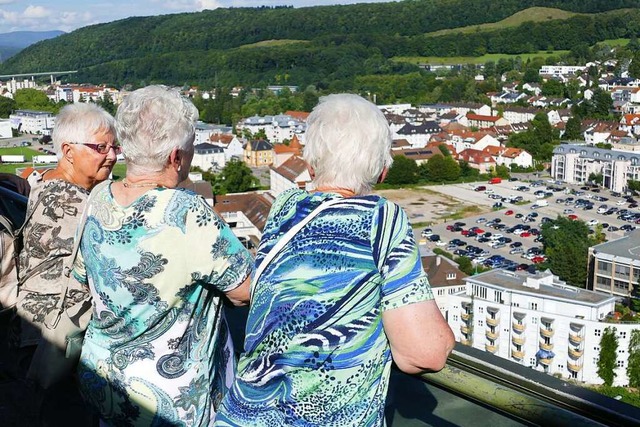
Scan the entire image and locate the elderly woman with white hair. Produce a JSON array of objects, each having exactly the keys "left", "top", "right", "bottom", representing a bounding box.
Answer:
[
  {"left": 11, "top": 102, "right": 117, "bottom": 425},
  {"left": 217, "top": 93, "right": 455, "bottom": 427},
  {"left": 72, "top": 85, "right": 253, "bottom": 426}
]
